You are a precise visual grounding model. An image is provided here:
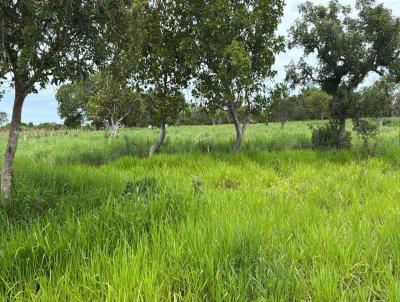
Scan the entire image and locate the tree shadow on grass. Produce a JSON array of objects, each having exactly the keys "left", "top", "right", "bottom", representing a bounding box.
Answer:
[
  {"left": 0, "top": 164, "right": 197, "bottom": 299},
  {"left": 54, "top": 133, "right": 316, "bottom": 166},
  {"left": 0, "top": 161, "right": 191, "bottom": 227},
  {"left": 51, "top": 131, "right": 400, "bottom": 178}
]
